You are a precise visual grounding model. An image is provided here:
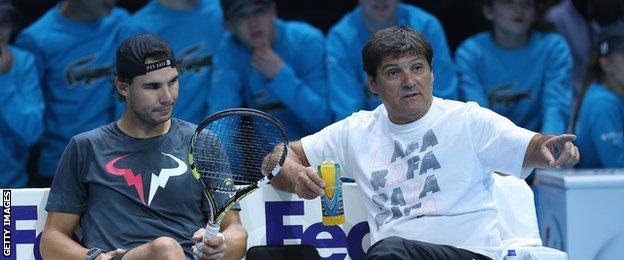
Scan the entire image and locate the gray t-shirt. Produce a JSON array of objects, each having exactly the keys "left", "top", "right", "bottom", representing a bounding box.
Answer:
[{"left": 46, "top": 119, "right": 231, "bottom": 258}]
